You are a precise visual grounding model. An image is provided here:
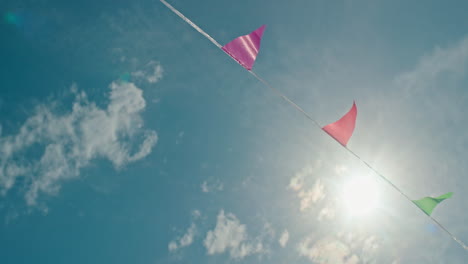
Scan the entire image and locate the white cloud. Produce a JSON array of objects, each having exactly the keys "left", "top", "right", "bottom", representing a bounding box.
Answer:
[
  {"left": 279, "top": 230, "right": 289, "bottom": 248},
  {"left": 204, "top": 210, "right": 264, "bottom": 259},
  {"left": 297, "top": 233, "right": 383, "bottom": 264},
  {"left": 168, "top": 210, "right": 203, "bottom": 253},
  {"left": 131, "top": 60, "right": 164, "bottom": 84},
  {"left": 289, "top": 164, "right": 326, "bottom": 212},
  {"left": 356, "top": 235, "right": 380, "bottom": 263},
  {"left": 297, "top": 236, "right": 359, "bottom": 264},
  {"left": 261, "top": 222, "right": 276, "bottom": 239},
  {"left": 396, "top": 35, "right": 468, "bottom": 93},
  {"left": 317, "top": 205, "right": 336, "bottom": 222},
  {"left": 288, "top": 166, "right": 314, "bottom": 191},
  {"left": 293, "top": 178, "right": 325, "bottom": 212},
  {"left": 179, "top": 226, "right": 196, "bottom": 247},
  {"left": 168, "top": 241, "right": 178, "bottom": 252},
  {"left": 0, "top": 81, "right": 158, "bottom": 205},
  {"left": 192, "top": 209, "right": 201, "bottom": 219},
  {"left": 201, "top": 179, "right": 224, "bottom": 193},
  {"left": 169, "top": 223, "right": 196, "bottom": 252},
  {"left": 201, "top": 182, "right": 209, "bottom": 192}
]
